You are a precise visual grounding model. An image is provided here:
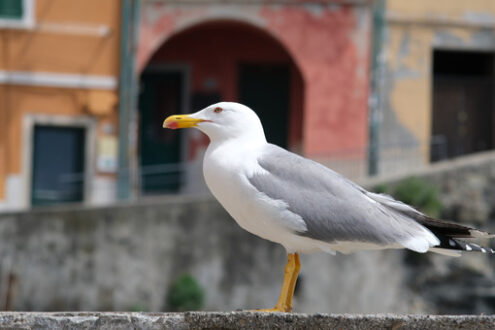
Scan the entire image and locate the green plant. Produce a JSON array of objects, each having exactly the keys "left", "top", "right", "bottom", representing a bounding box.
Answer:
[
  {"left": 166, "top": 274, "right": 205, "bottom": 312},
  {"left": 391, "top": 177, "right": 443, "bottom": 218},
  {"left": 130, "top": 304, "right": 148, "bottom": 312},
  {"left": 372, "top": 183, "right": 389, "bottom": 194}
]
